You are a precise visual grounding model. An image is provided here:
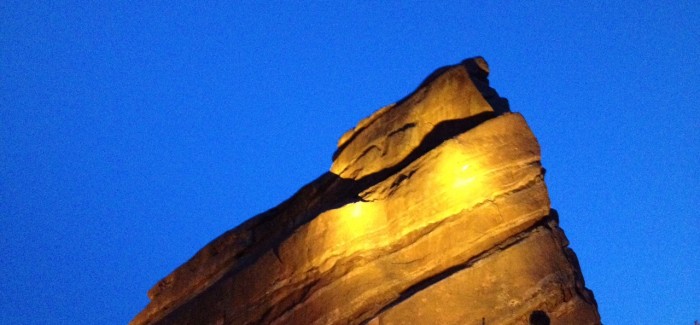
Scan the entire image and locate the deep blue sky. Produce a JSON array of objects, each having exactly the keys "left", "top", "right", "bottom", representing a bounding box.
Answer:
[{"left": 2, "top": 2, "right": 698, "bottom": 324}]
